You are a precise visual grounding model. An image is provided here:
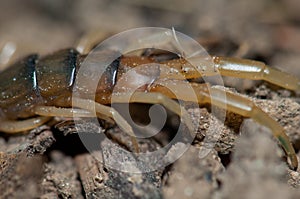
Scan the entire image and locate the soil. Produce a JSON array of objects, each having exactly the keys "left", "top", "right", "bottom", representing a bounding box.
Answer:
[{"left": 0, "top": 0, "right": 300, "bottom": 198}]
